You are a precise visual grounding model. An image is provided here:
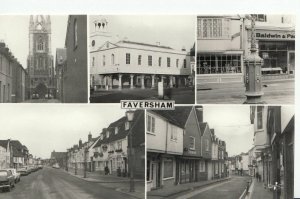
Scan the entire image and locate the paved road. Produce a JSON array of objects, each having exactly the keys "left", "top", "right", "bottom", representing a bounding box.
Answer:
[
  {"left": 197, "top": 79, "right": 294, "bottom": 104},
  {"left": 0, "top": 167, "right": 137, "bottom": 199},
  {"left": 174, "top": 176, "right": 251, "bottom": 199}
]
